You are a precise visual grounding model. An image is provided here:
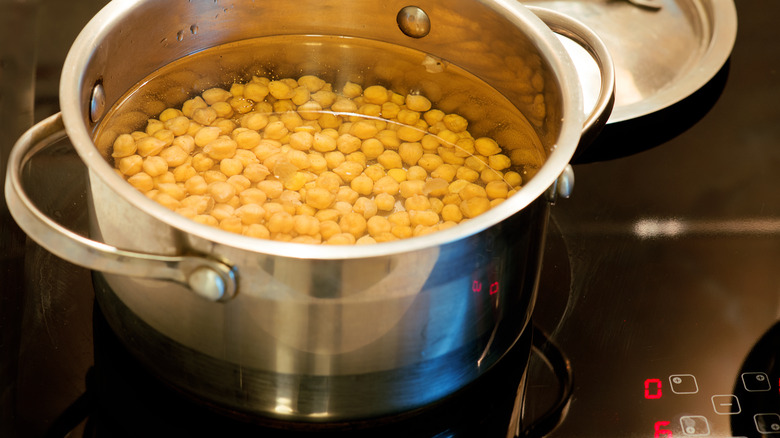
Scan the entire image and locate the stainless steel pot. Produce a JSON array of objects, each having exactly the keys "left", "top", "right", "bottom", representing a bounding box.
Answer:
[{"left": 5, "top": 0, "right": 613, "bottom": 422}]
